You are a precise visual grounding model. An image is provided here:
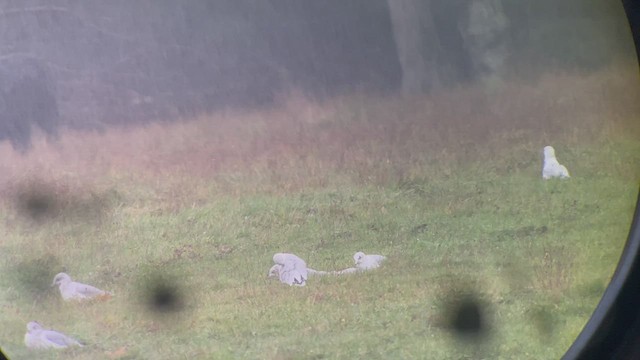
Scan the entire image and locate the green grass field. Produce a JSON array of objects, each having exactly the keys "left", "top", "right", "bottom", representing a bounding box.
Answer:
[{"left": 0, "top": 64, "right": 639, "bottom": 359}]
